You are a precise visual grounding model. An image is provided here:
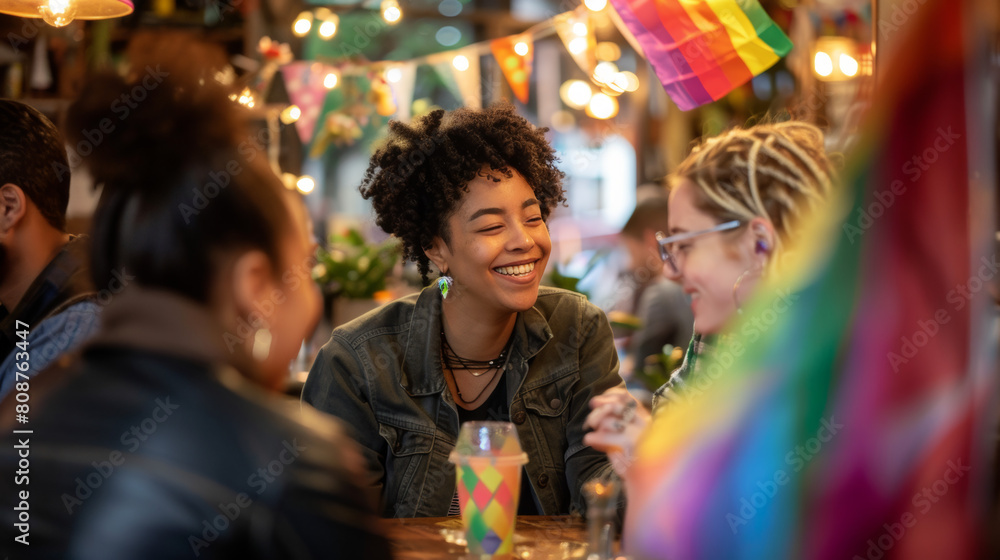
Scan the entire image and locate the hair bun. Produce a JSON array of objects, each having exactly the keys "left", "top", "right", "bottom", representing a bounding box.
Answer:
[{"left": 65, "top": 50, "right": 242, "bottom": 195}]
